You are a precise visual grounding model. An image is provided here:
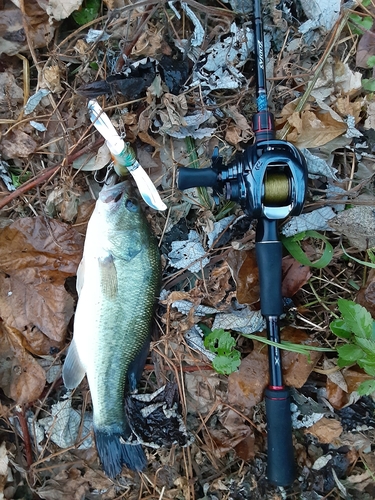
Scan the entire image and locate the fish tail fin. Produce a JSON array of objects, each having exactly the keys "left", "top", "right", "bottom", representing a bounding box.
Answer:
[{"left": 94, "top": 425, "right": 146, "bottom": 478}]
